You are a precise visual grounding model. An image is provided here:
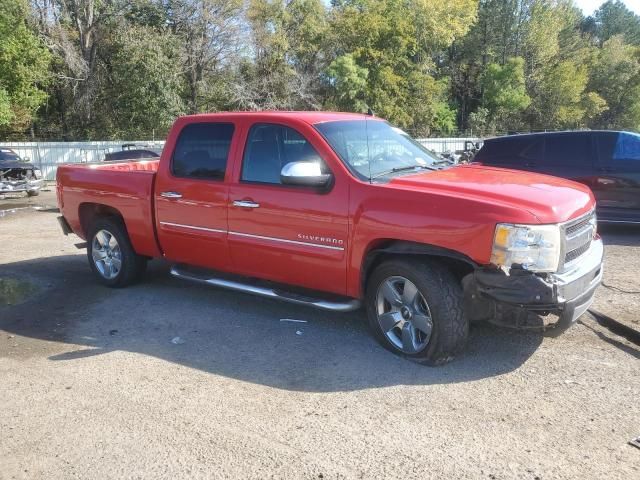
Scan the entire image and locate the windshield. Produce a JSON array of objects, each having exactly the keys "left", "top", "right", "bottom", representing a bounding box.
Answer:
[
  {"left": 314, "top": 119, "right": 441, "bottom": 180},
  {"left": 0, "top": 149, "right": 24, "bottom": 163}
]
